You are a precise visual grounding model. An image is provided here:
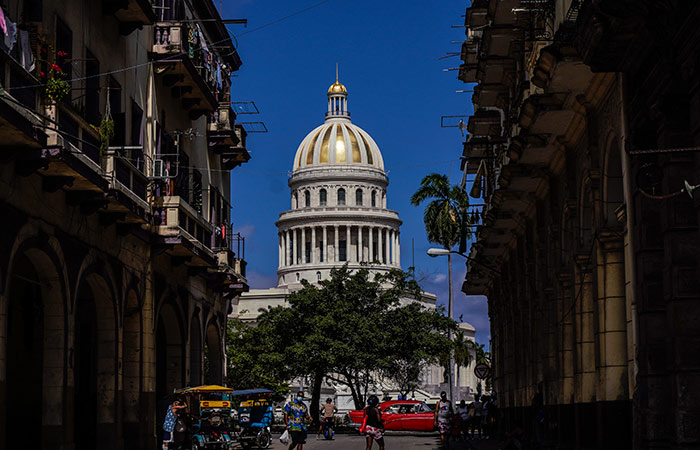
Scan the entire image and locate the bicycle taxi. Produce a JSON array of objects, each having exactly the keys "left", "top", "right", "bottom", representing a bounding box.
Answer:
[
  {"left": 173, "top": 385, "right": 237, "bottom": 450},
  {"left": 231, "top": 388, "right": 274, "bottom": 449}
]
